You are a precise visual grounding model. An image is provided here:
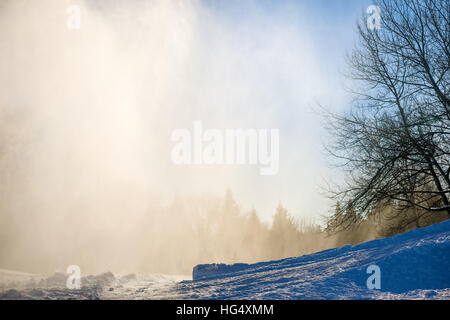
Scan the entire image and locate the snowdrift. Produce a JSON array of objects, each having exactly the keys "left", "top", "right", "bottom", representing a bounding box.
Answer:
[{"left": 189, "top": 219, "right": 450, "bottom": 299}]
